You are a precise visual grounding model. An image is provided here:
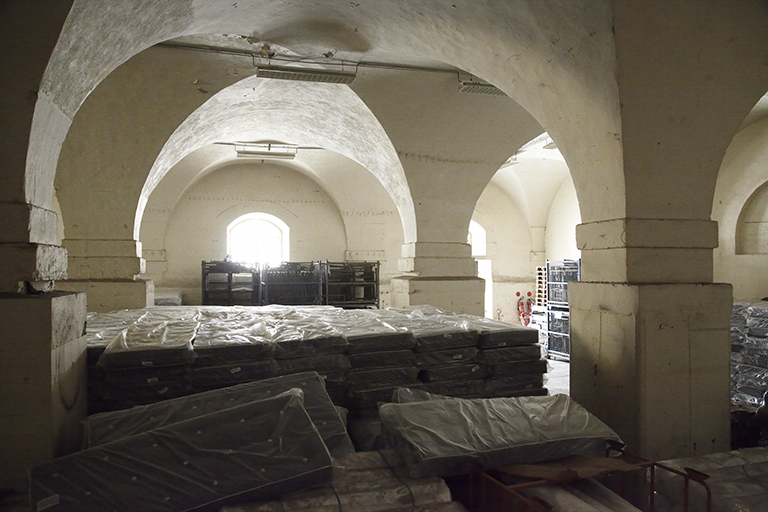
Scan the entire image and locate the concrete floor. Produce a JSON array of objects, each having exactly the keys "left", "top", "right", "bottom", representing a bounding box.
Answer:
[{"left": 546, "top": 358, "right": 570, "bottom": 396}]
